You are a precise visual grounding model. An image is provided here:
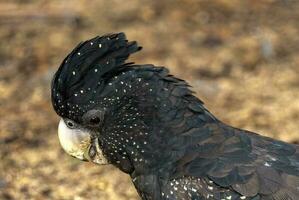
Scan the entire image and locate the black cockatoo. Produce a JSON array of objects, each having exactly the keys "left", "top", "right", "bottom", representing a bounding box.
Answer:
[{"left": 51, "top": 33, "right": 299, "bottom": 200}]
